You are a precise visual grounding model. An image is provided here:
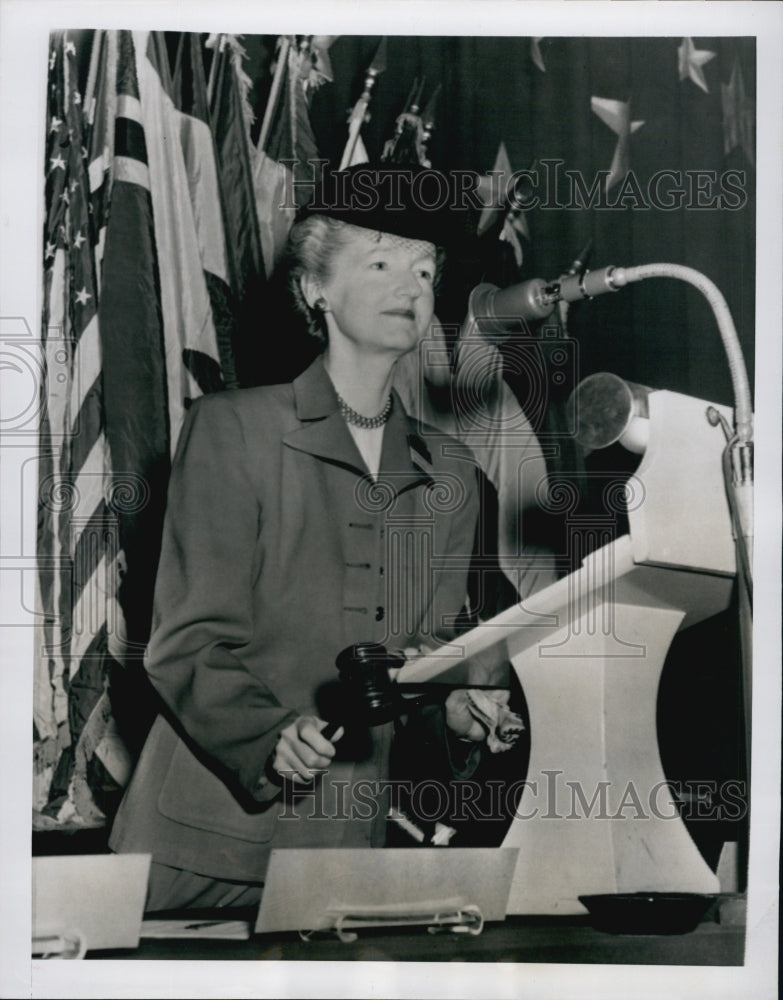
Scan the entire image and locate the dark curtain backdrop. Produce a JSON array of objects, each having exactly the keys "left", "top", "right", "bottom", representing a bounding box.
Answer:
[
  {"left": 242, "top": 34, "right": 755, "bottom": 409},
  {"left": 68, "top": 33, "right": 756, "bottom": 402}
]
